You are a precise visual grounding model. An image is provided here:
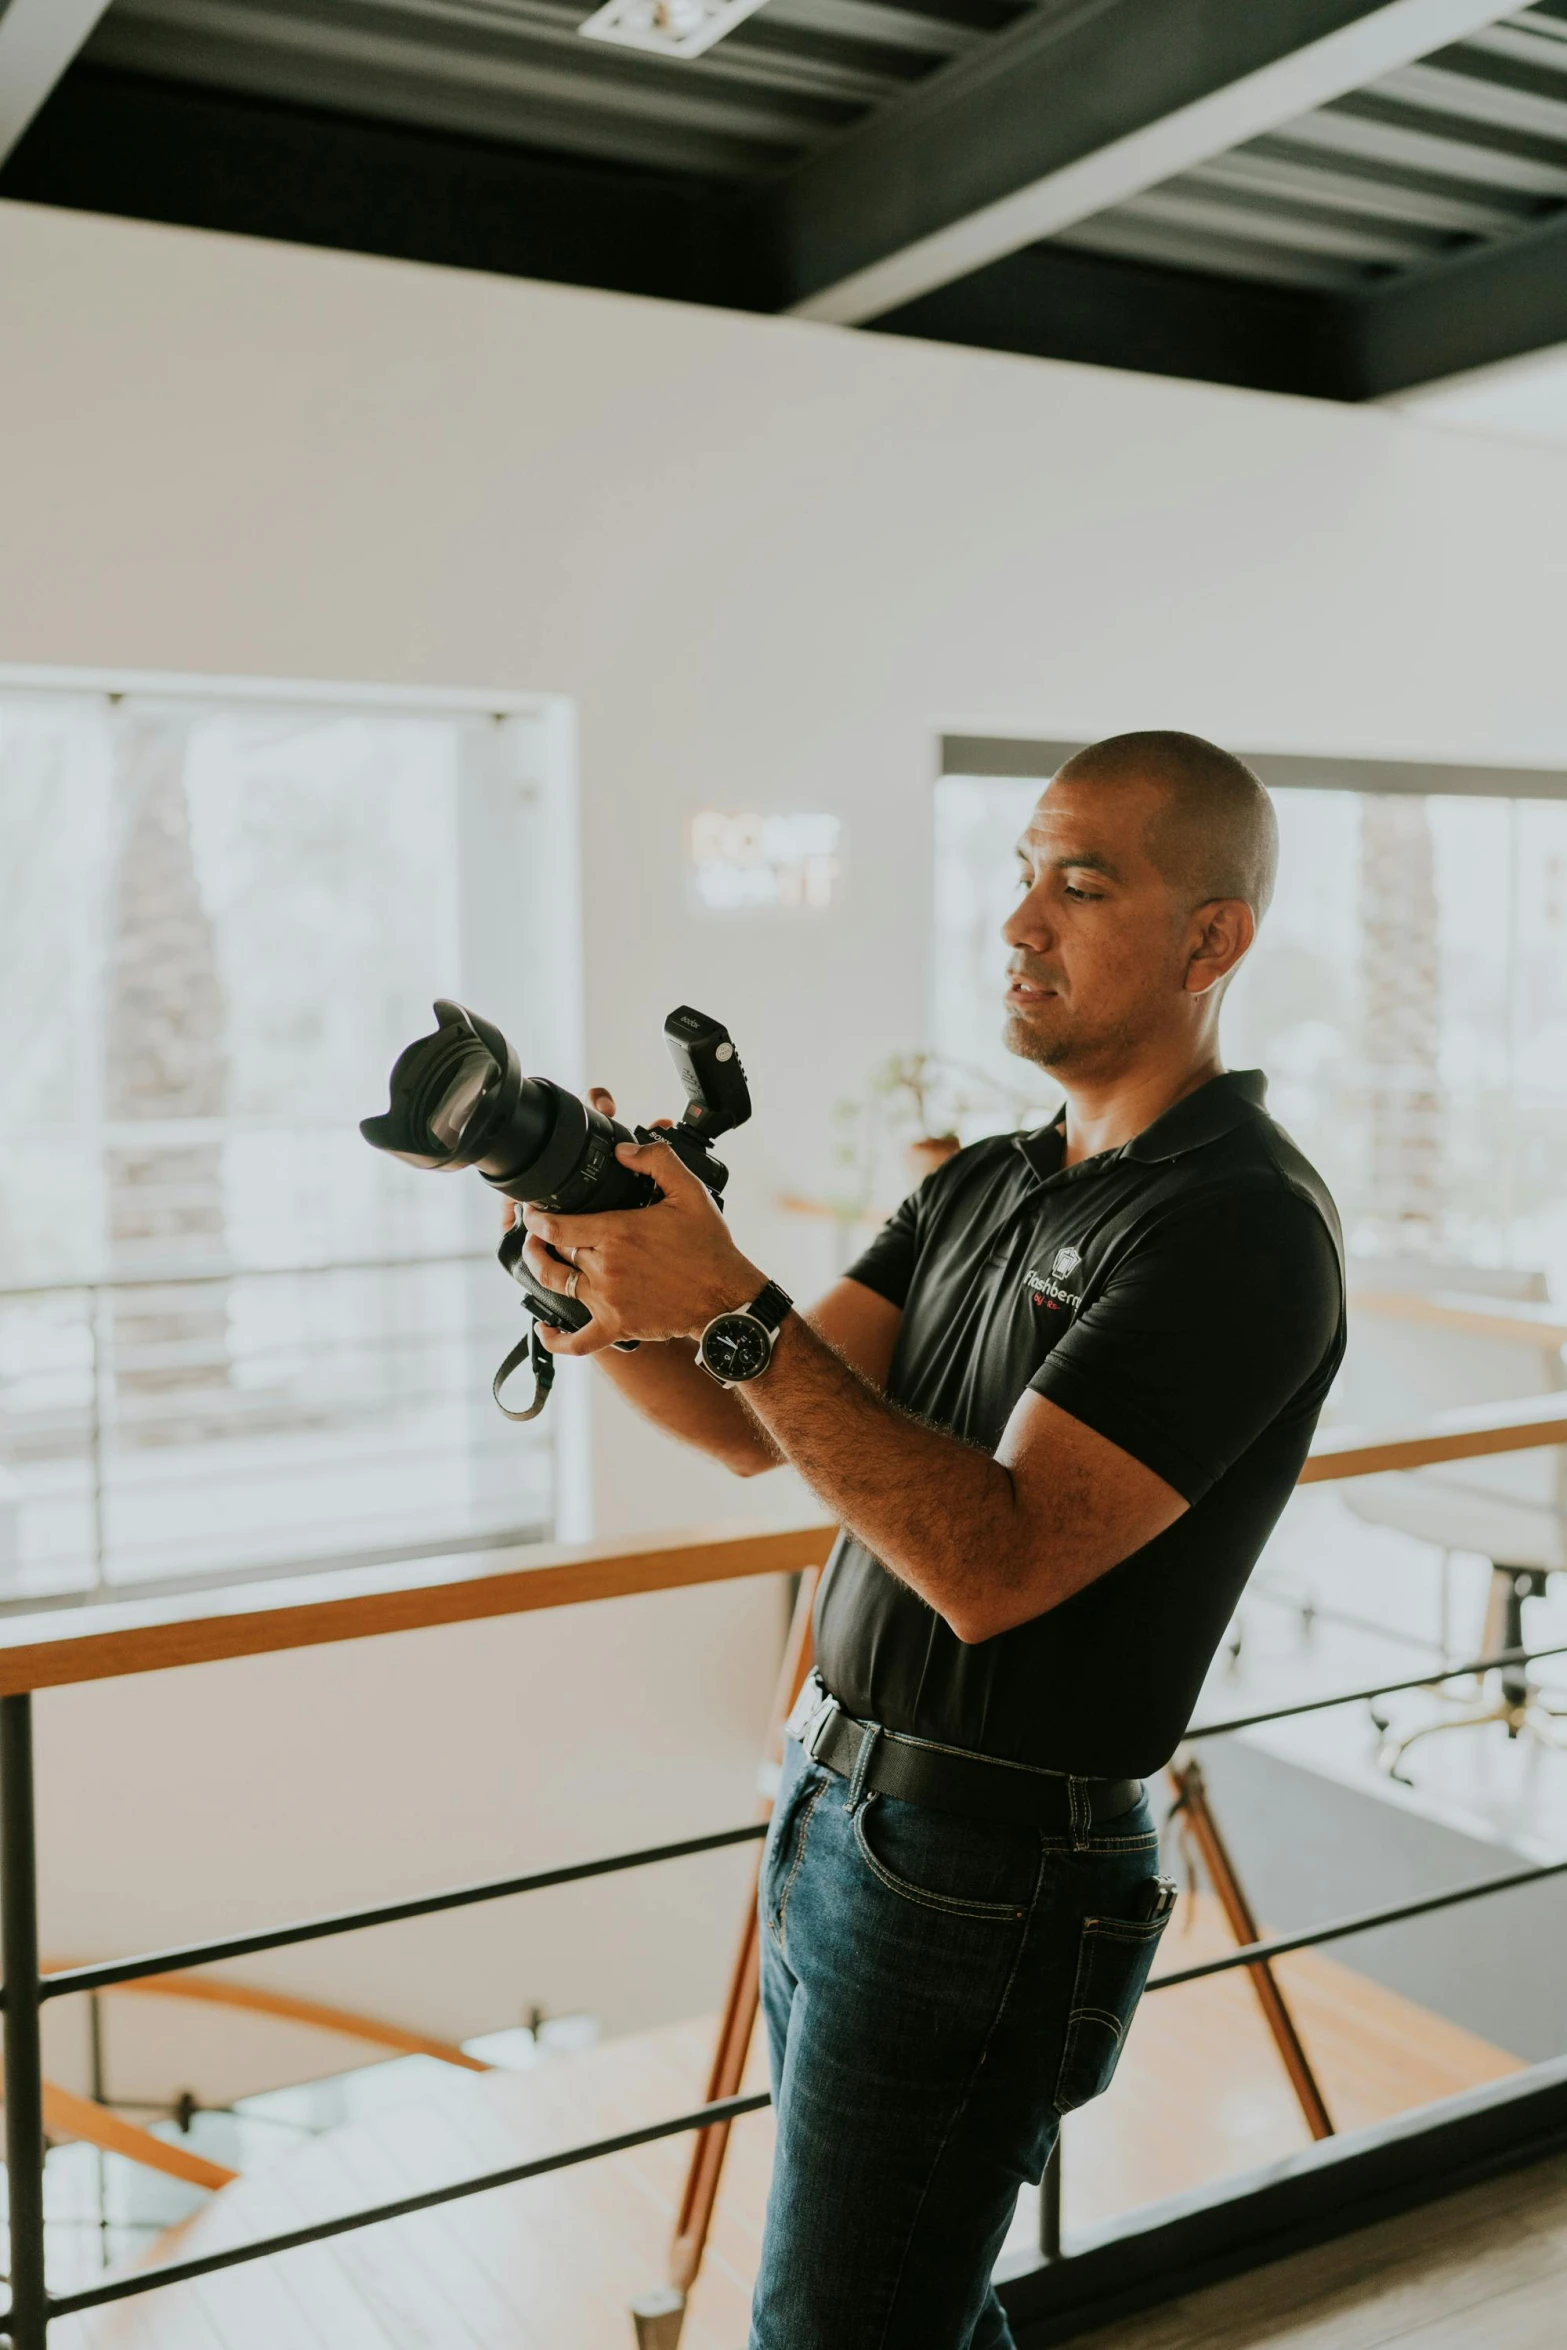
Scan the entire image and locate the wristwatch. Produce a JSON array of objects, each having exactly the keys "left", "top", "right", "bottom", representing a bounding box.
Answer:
[{"left": 697, "top": 1280, "right": 793, "bottom": 1387}]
